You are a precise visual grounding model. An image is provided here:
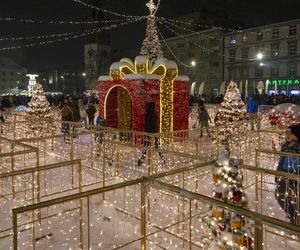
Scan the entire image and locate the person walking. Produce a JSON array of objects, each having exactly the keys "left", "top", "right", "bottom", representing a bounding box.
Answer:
[
  {"left": 276, "top": 124, "right": 300, "bottom": 224},
  {"left": 138, "top": 102, "right": 164, "bottom": 166},
  {"left": 198, "top": 106, "right": 212, "bottom": 137},
  {"left": 86, "top": 103, "right": 97, "bottom": 128},
  {"left": 246, "top": 96, "right": 260, "bottom": 130},
  {"left": 61, "top": 98, "right": 72, "bottom": 143},
  {"left": 79, "top": 99, "right": 88, "bottom": 129}
]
